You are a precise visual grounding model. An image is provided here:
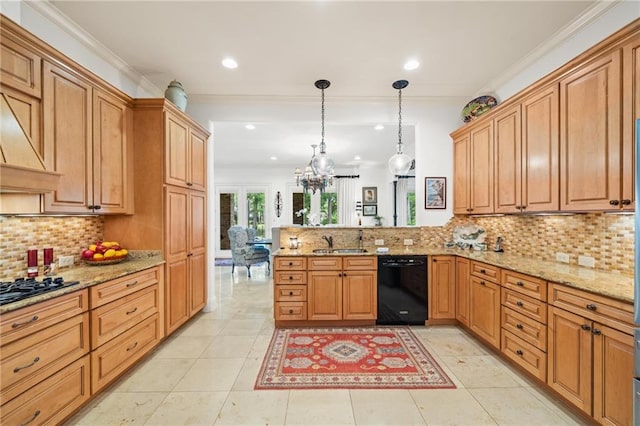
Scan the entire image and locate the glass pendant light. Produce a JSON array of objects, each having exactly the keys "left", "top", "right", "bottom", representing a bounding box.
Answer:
[
  {"left": 388, "top": 80, "right": 413, "bottom": 175},
  {"left": 310, "top": 79, "right": 335, "bottom": 177}
]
